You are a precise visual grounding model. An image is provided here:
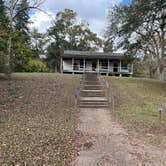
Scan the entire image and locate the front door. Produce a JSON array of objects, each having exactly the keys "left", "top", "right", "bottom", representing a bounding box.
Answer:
[
  {"left": 92, "top": 61, "right": 97, "bottom": 71},
  {"left": 113, "top": 63, "right": 118, "bottom": 73}
]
